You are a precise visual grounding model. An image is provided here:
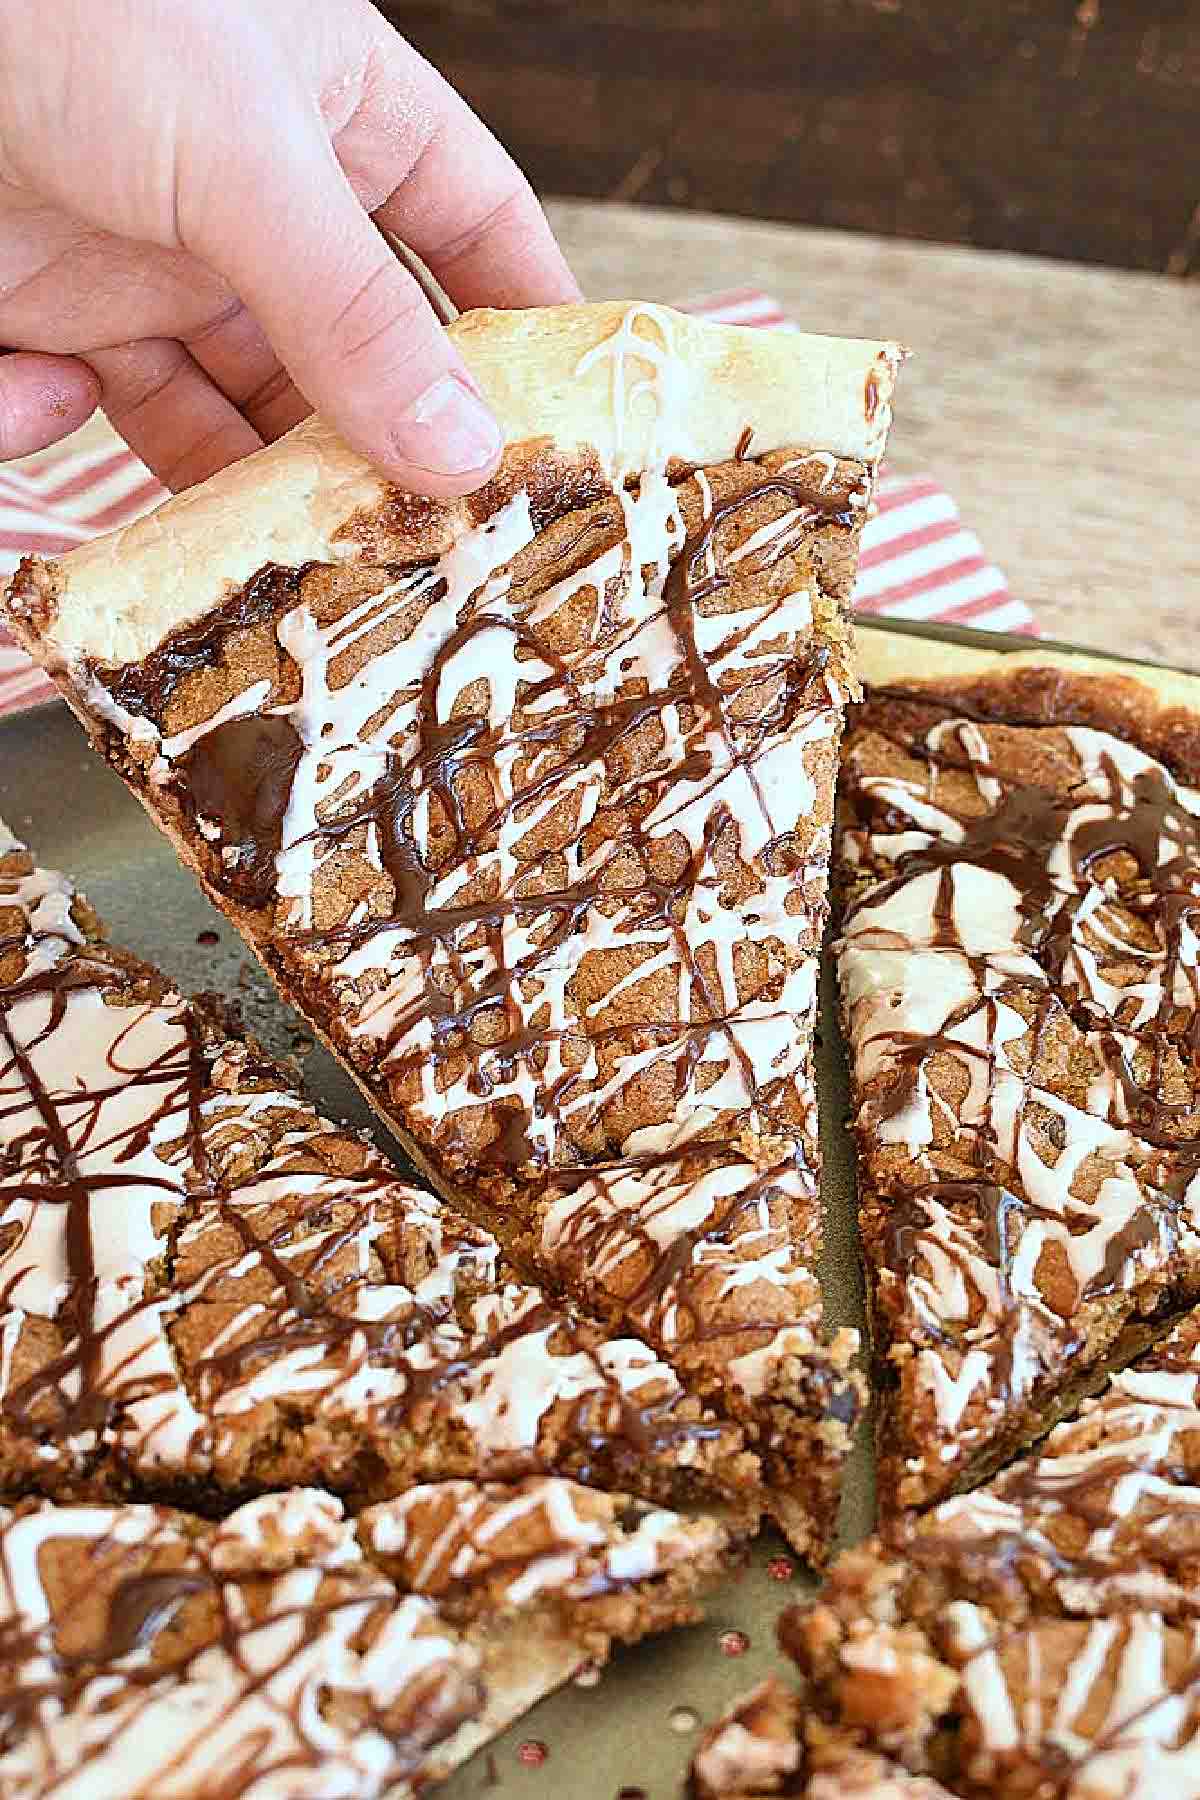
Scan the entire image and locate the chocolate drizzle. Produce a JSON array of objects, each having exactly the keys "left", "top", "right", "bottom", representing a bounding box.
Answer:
[
  {"left": 103, "top": 1570, "right": 210, "bottom": 1660},
  {"left": 0, "top": 837, "right": 751, "bottom": 1508},
  {"left": 145, "top": 463, "right": 853, "bottom": 1173},
  {"left": 182, "top": 716, "right": 304, "bottom": 908},
  {"left": 840, "top": 678, "right": 1200, "bottom": 1503},
  {"left": 76, "top": 440, "right": 876, "bottom": 1522},
  {"left": 0, "top": 1494, "right": 484, "bottom": 1793},
  {"left": 0, "top": 951, "right": 197, "bottom": 1440},
  {"left": 104, "top": 562, "right": 313, "bottom": 718}
]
